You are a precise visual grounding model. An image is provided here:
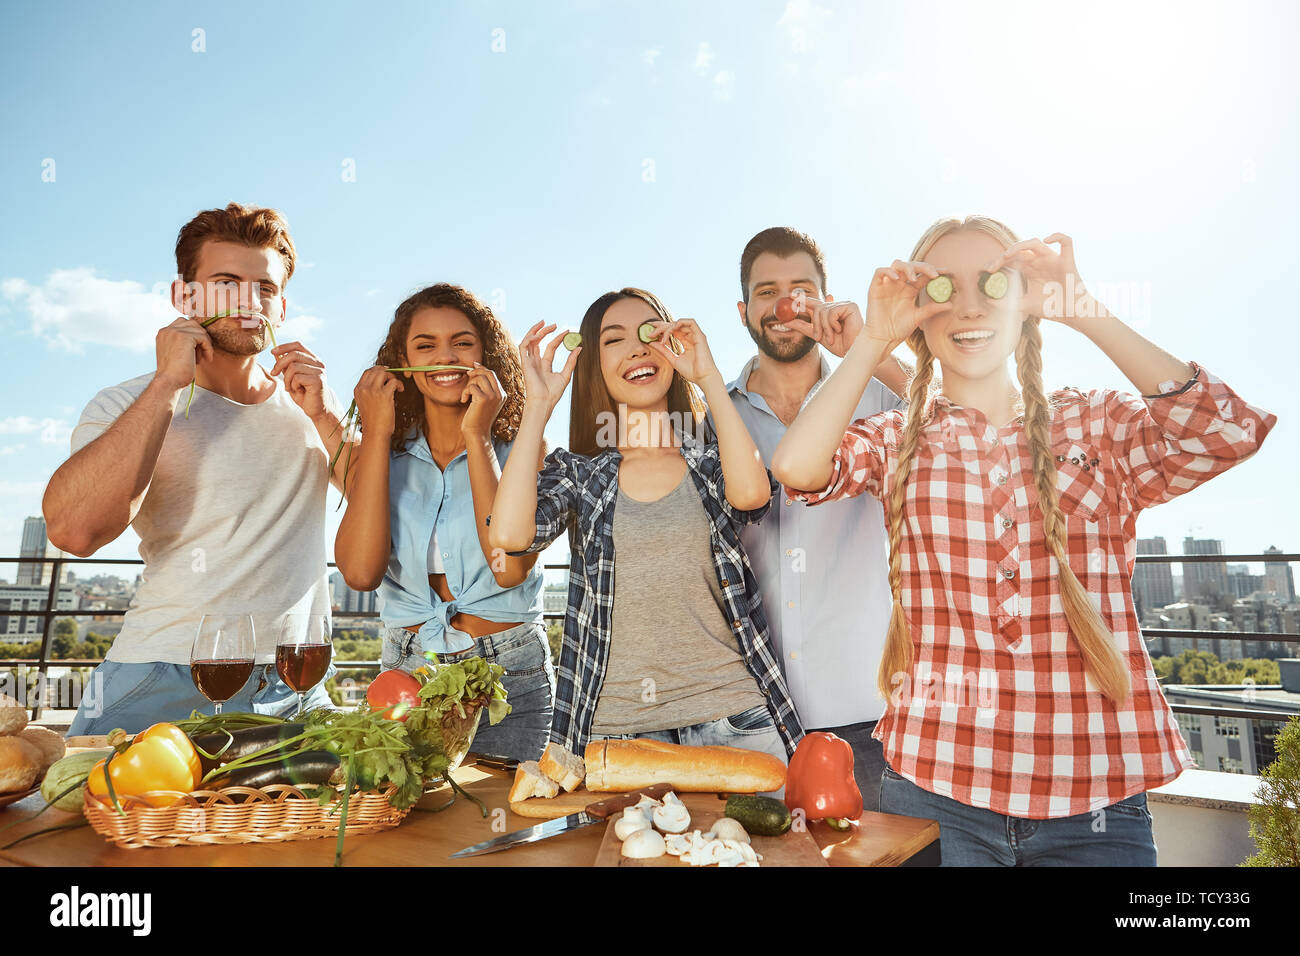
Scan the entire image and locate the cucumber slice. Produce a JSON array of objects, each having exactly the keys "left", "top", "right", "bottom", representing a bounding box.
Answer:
[
  {"left": 637, "top": 322, "right": 657, "bottom": 344},
  {"left": 562, "top": 332, "right": 582, "bottom": 351},
  {"left": 925, "top": 275, "right": 953, "bottom": 304},
  {"left": 979, "top": 270, "right": 1009, "bottom": 299}
]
